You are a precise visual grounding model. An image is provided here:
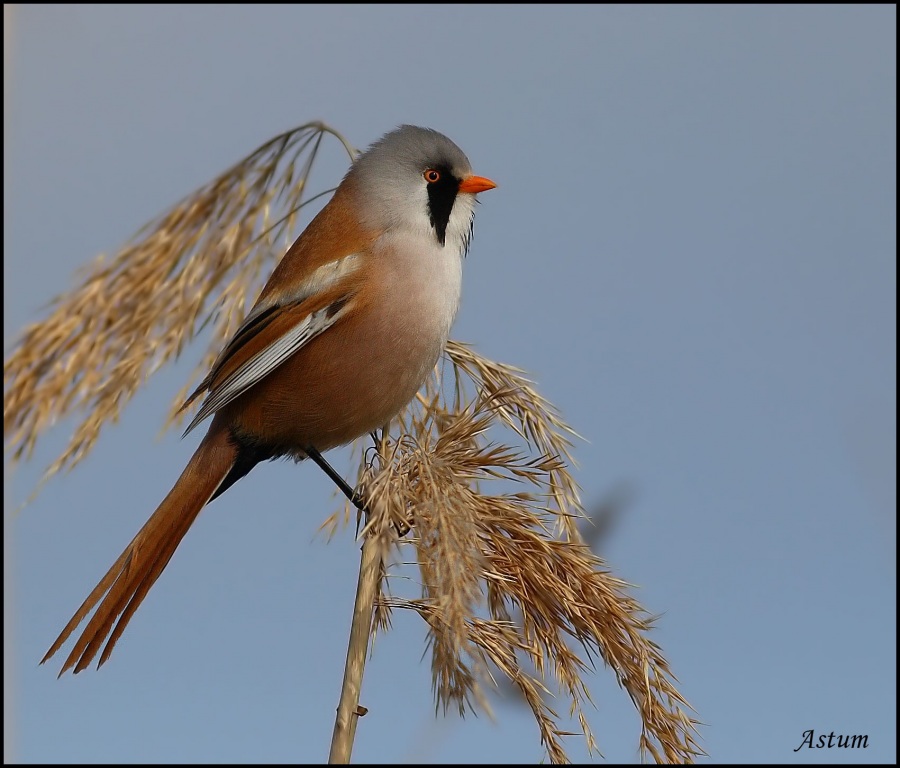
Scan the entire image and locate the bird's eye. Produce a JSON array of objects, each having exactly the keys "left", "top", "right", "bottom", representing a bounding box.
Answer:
[{"left": 423, "top": 169, "right": 441, "bottom": 184}]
